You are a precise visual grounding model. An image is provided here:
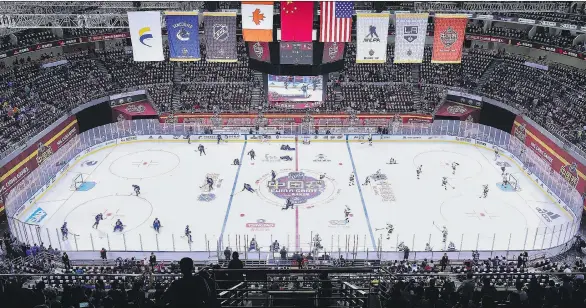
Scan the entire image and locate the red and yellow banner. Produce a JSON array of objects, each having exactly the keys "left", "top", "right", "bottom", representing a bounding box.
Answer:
[
  {"left": 512, "top": 116, "right": 586, "bottom": 209},
  {"left": 431, "top": 14, "right": 468, "bottom": 63},
  {"left": 0, "top": 116, "right": 79, "bottom": 213}
]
